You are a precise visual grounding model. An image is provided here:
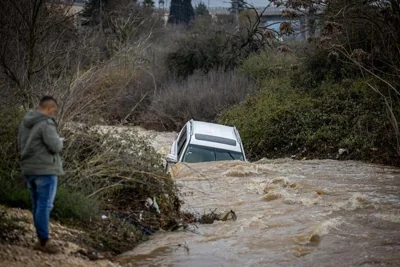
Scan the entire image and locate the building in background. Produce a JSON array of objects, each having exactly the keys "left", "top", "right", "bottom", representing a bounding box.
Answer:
[{"left": 55, "top": 0, "right": 87, "bottom": 27}]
